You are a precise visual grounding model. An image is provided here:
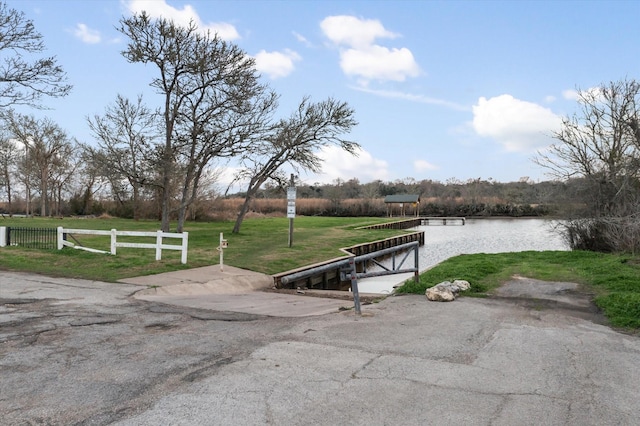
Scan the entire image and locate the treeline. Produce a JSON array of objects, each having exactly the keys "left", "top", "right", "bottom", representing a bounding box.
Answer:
[
  {"left": 208, "top": 196, "right": 551, "bottom": 220},
  {"left": 221, "top": 176, "right": 590, "bottom": 218},
  {"left": 1, "top": 176, "right": 578, "bottom": 220}
]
